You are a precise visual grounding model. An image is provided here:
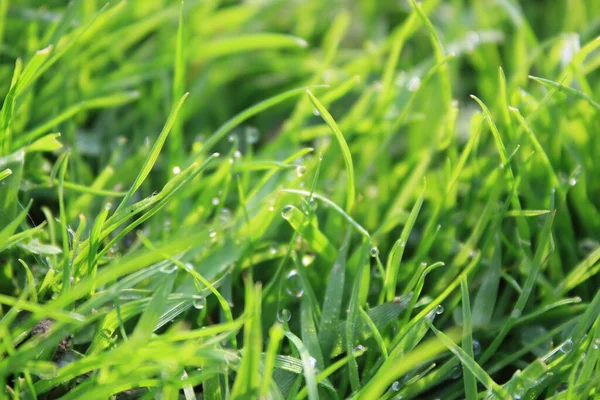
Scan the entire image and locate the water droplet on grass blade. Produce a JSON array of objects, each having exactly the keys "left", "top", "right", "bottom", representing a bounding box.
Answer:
[
  {"left": 212, "top": 197, "right": 220, "bottom": 206},
  {"left": 301, "top": 253, "right": 315, "bottom": 266},
  {"left": 568, "top": 178, "right": 577, "bottom": 186},
  {"left": 392, "top": 381, "right": 400, "bottom": 391},
  {"left": 560, "top": 339, "right": 574, "bottom": 353},
  {"left": 435, "top": 305, "right": 444, "bottom": 314},
  {"left": 193, "top": 295, "right": 205, "bottom": 310},
  {"left": 450, "top": 366, "right": 462, "bottom": 379},
  {"left": 370, "top": 247, "right": 379, "bottom": 257},
  {"left": 473, "top": 340, "right": 481, "bottom": 355},
  {"left": 285, "top": 269, "right": 304, "bottom": 298},
  {"left": 220, "top": 208, "right": 232, "bottom": 223},
  {"left": 296, "top": 165, "right": 306, "bottom": 177},
  {"left": 282, "top": 205, "right": 293, "bottom": 219},
  {"left": 593, "top": 338, "right": 600, "bottom": 350},
  {"left": 277, "top": 309, "right": 291, "bottom": 323},
  {"left": 407, "top": 76, "right": 421, "bottom": 92},
  {"left": 245, "top": 127, "right": 259, "bottom": 144},
  {"left": 160, "top": 264, "right": 178, "bottom": 274},
  {"left": 172, "top": 166, "right": 181, "bottom": 175},
  {"left": 309, "top": 356, "right": 317, "bottom": 368}
]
